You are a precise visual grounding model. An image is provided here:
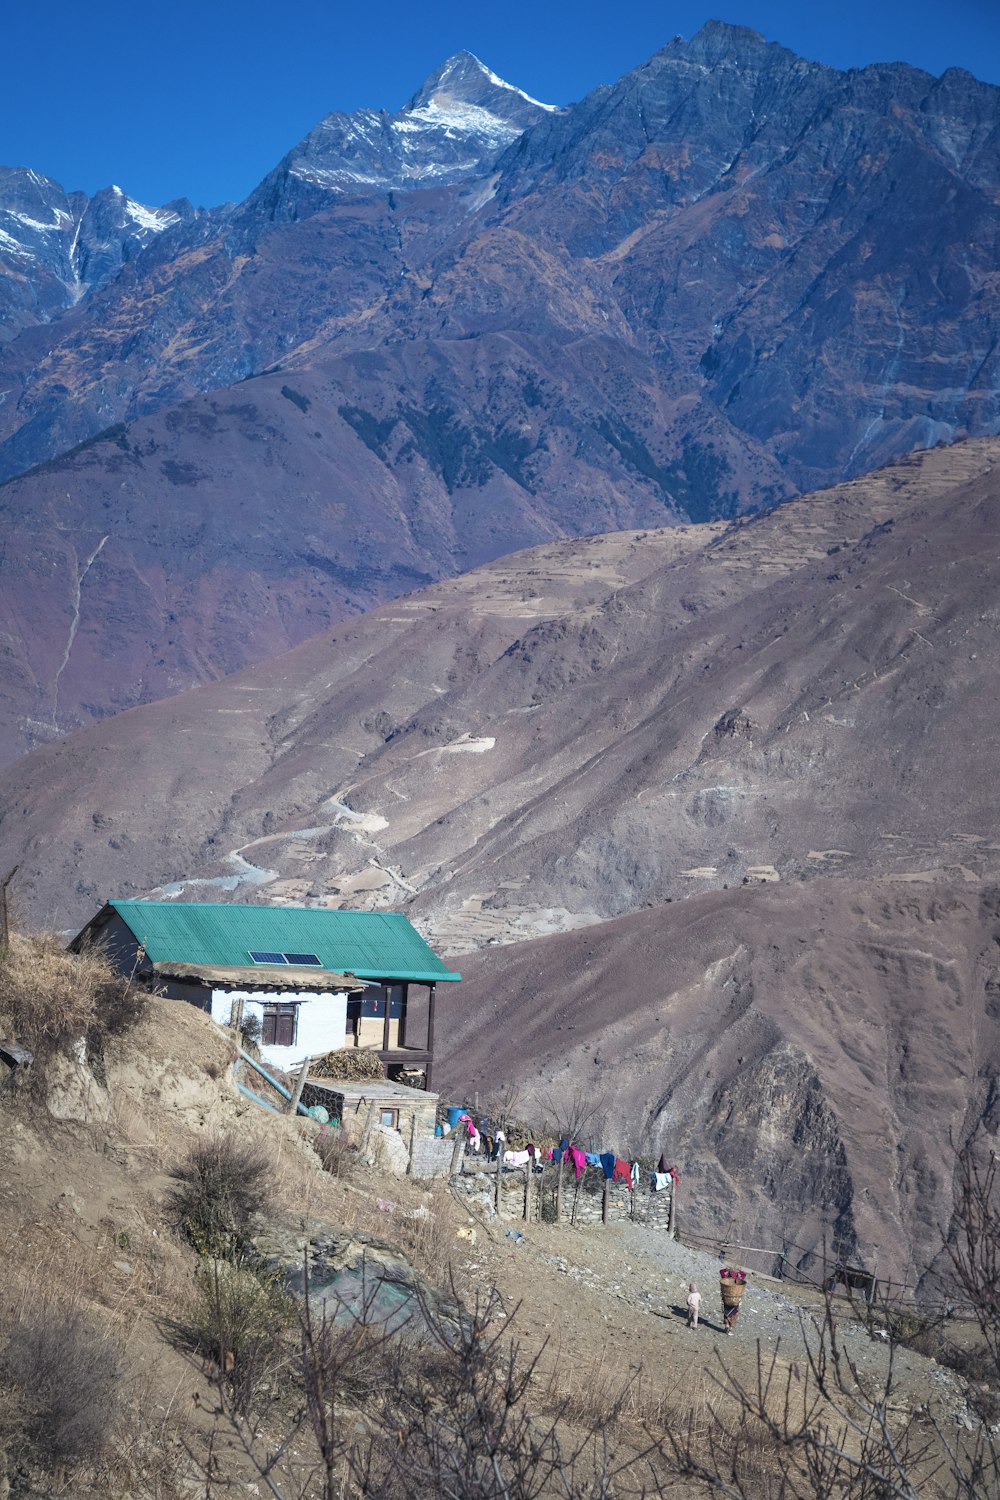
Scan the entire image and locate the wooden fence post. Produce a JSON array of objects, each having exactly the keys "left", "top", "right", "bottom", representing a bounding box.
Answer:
[
  {"left": 495, "top": 1156, "right": 503, "bottom": 1220},
  {"left": 523, "top": 1167, "right": 530, "bottom": 1221},
  {"left": 449, "top": 1123, "right": 466, "bottom": 1178},
  {"left": 407, "top": 1111, "right": 417, "bottom": 1176},
  {"left": 0, "top": 866, "right": 17, "bottom": 950},
  {"left": 668, "top": 1179, "right": 677, "bottom": 1237},
  {"left": 602, "top": 1177, "right": 610, "bottom": 1226},
  {"left": 556, "top": 1156, "right": 565, "bottom": 1223},
  {"left": 287, "top": 1057, "right": 311, "bottom": 1115}
]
